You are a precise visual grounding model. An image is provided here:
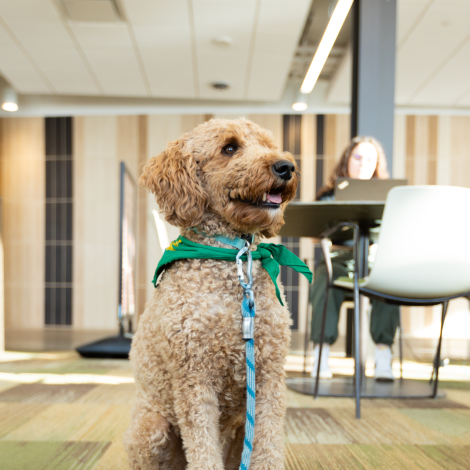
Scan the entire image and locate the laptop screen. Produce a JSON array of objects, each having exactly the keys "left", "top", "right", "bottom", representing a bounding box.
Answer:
[{"left": 334, "top": 178, "right": 408, "bottom": 201}]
